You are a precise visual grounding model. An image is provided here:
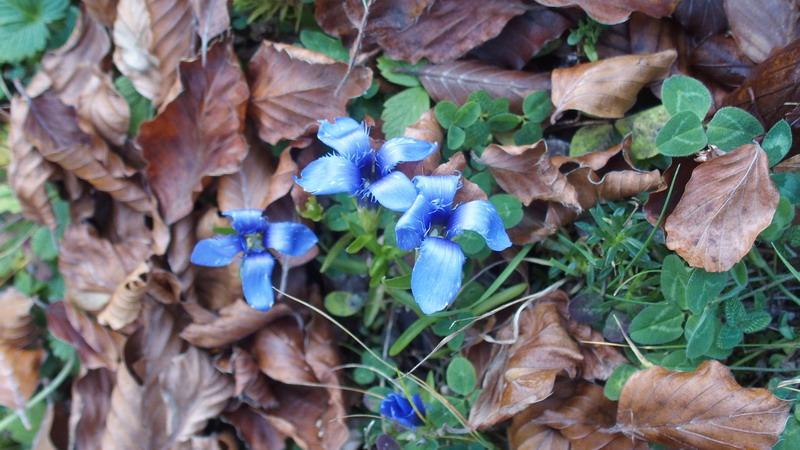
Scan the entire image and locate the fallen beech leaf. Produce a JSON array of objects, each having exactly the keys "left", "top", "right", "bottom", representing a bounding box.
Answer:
[
  {"left": 724, "top": 0, "right": 799, "bottom": 64},
  {"left": 664, "top": 144, "right": 779, "bottom": 271},
  {"left": 550, "top": 51, "right": 676, "bottom": 122},
  {"left": 313, "top": 0, "right": 358, "bottom": 40},
  {"left": 83, "top": 0, "right": 118, "bottom": 26},
  {"left": 401, "top": 109, "right": 443, "bottom": 177},
  {"left": 46, "top": 302, "right": 125, "bottom": 370},
  {"left": 673, "top": 0, "right": 728, "bottom": 40},
  {"left": 7, "top": 97, "right": 57, "bottom": 228},
  {"left": 180, "top": 300, "right": 293, "bottom": 348},
  {"left": 191, "top": 0, "right": 229, "bottom": 60},
  {"left": 0, "top": 347, "right": 44, "bottom": 410},
  {"left": 77, "top": 68, "right": 130, "bottom": 146},
  {"left": 507, "top": 200, "right": 578, "bottom": 245},
  {"left": 227, "top": 347, "right": 278, "bottom": 409},
  {"left": 97, "top": 261, "right": 151, "bottom": 330},
  {"left": 253, "top": 318, "right": 318, "bottom": 385},
  {"left": 643, "top": 155, "right": 703, "bottom": 226},
  {"left": 139, "top": 41, "right": 249, "bottom": 224},
  {"left": 248, "top": 41, "right": 372, "bottom": 145},
  {"left": 470, "top": 297, "right": 584, "bottom": 429},
  {"left": 535, "top": 0, "right": 680, "bottom": 24},
  {"left": 0, "top": 288, "right": 38, "bottom": 349},
  {"left": 101, "top": 360, "right": 146, "bottom": 449},
  {"left": 614, "top": 360, "right": 790, "bottom": 448},
  {"left": 479, "top": 142, "right": 580, "bottom": 207},
  {"left": 69, "top": 368, "right": 115, "bottom": 450},
  {"left": 691, "top": 34, "right": 753, "bottom": 88},
  {"left": 417, "top": 60, "right": 551, "bottom": 113},
  {"left": 223, "top": 405, "right": 286, "bottom": 449},
  {"left": 773, "top": 154, "right": 800, "bottom": 172},
  {"left": 507, "top": 379, "right": 576, "bottom": 450}
]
